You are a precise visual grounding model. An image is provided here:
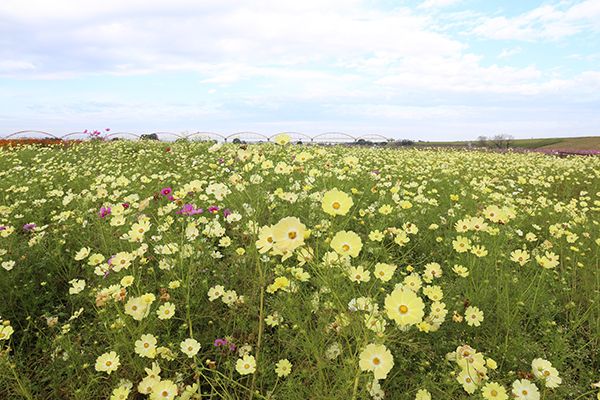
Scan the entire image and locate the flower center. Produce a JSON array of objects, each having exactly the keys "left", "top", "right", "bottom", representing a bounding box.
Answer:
[
  {"left": 491, "top": 390, "right": 497, "bottom": 396},
  {"left": 332, "top": 202, "right": 341, "bottom": 210},
  {"left": 372, "top": 357, "right": 381, "bottom": 365},
  {"left": 162, "top": 391, "right": 169, "bottom": 397},
  {"left": 522, "top": 390, "right": 528, "bottom": 395},
  {"left": 342, "top": 244, "right": 350, "bottom": 252},
  {"left": 399, "top": 305, "right": 408, "bottom": 314},
  {"left": 288, "top": 231, "right": 297, "bottom": 240}
]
